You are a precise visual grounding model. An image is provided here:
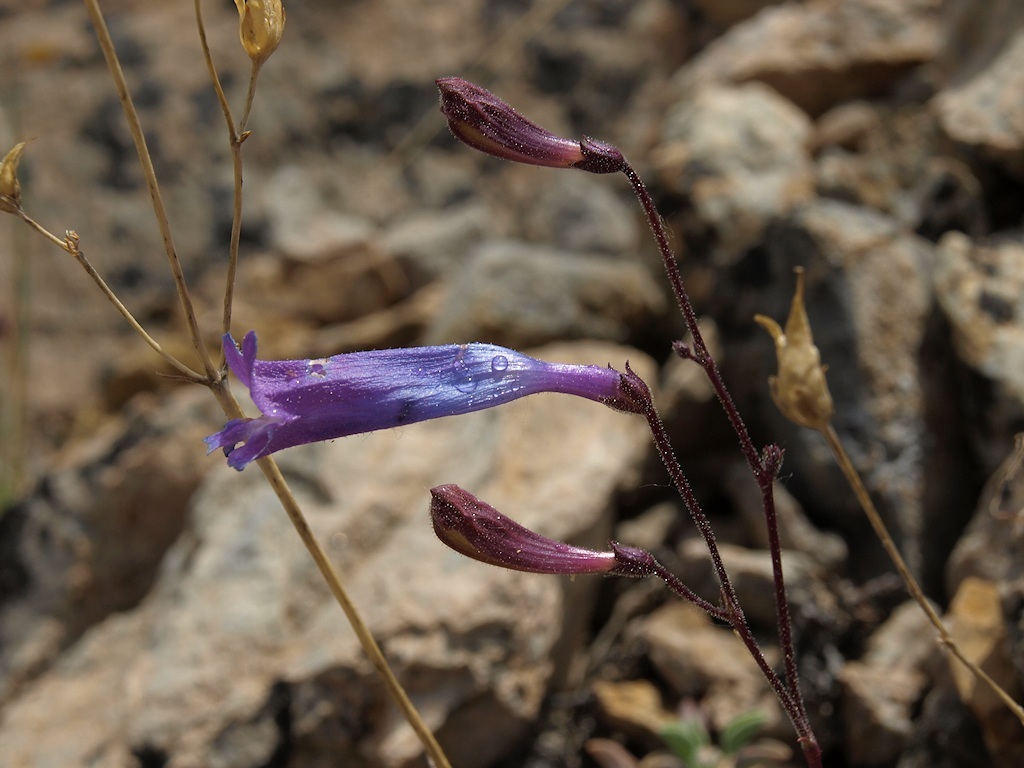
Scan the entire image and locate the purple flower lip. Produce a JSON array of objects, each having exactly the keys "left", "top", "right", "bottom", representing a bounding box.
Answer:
[
  {"left": 436, "top": 77, "right": 624, "bottom": 174},
  {"left": 205, "top": 332, "right": 638, "bottom": 470}
]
